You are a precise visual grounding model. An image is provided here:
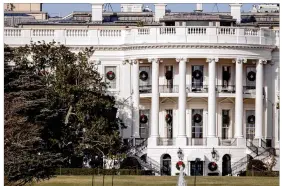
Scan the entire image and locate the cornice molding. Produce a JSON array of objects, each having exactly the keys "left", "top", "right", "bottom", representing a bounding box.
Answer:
[{"left": 68, "top": 43, "right": 275, "bottom": 51}]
